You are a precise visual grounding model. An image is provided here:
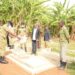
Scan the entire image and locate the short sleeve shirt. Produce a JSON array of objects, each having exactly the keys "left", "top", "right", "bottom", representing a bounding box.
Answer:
[{"left": 59, "top": 26, "right": 69, "bottom": 43}]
